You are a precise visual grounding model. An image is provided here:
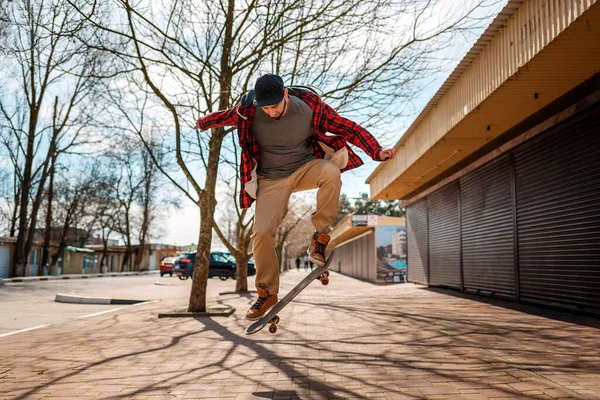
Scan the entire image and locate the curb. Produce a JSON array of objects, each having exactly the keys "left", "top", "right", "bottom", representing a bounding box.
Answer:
[
  {"left": 2, "top": 271, "right": 159, "bottom": 284},
  {"left": 158, "top": 306, "right": 236, "bottom": 318},
  {"left": 218, "top": 290, "right": 257, "bottom": 296},
  {"left": 55, "top": 293, "right": 149, "bottom": 305}
]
